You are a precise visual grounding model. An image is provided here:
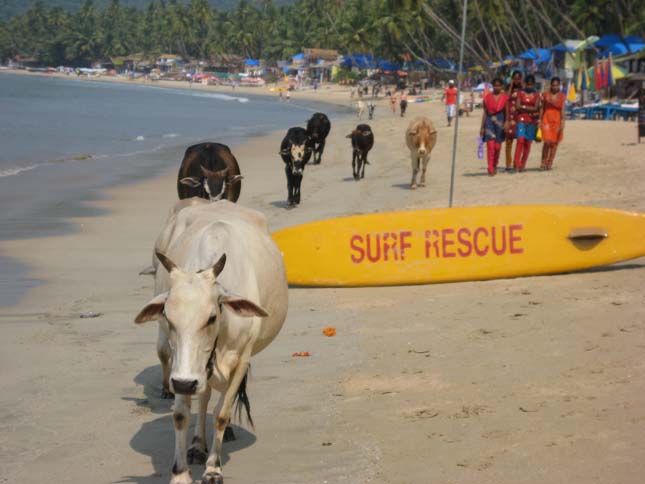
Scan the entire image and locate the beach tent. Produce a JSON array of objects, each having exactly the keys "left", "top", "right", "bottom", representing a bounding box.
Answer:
[
  {"left": 245, "top": 59, "right": 260, "bottom": 66},
  {"left": 473, "top": 82, "right": 492, "bottom": 92},
  {"left": 377, "top": 59, "right": 400, "bottom": 71}
]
